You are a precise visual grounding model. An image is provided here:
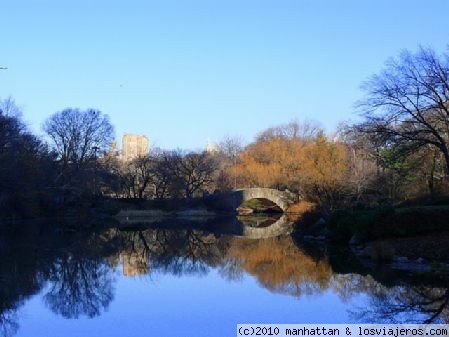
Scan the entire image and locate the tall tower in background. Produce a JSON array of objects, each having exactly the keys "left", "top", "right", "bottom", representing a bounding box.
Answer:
[
  {"left": 205, "top": 138, "right": 220, "bottom": 154},
  {"left": 122, "top": 134, "right": 149, "bottom": 161}
]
